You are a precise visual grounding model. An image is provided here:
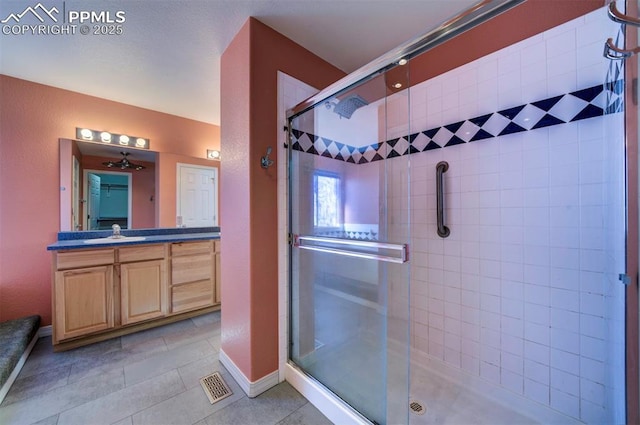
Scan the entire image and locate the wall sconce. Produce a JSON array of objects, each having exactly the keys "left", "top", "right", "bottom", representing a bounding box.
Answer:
[
  {"left": 76, "top": 127, "right": 150, "bottom": 150},
  {"left": 207, "top": 149, "right": 221, "bottom": 160},
  {"left": 261, "top": 146, "right": 274, "bottom": 169}
]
